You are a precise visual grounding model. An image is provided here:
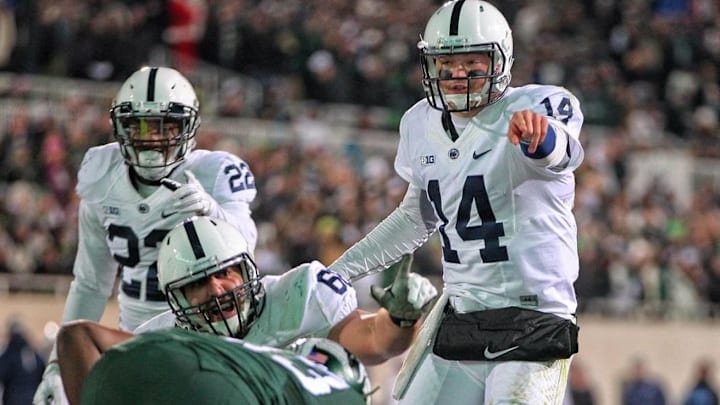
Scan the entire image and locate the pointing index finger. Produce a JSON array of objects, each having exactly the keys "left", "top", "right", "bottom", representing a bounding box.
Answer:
[{"left": 393, "top": 254, "right": 414, "bottom": 280}]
